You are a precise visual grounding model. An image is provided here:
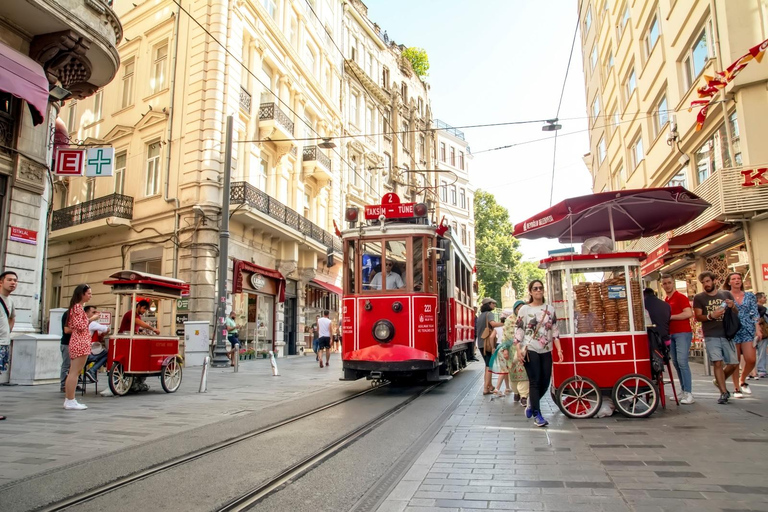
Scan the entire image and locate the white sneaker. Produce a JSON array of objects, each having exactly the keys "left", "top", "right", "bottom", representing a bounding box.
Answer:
[
  {"left": 680, "top": 393, "right": 695, "bottom": 405},
  {"left": 732, "top": 390, "right": 744, "bottom": 399},
  {"left": 740, "top": 383, "right": 753, "bottom": 395},
  {"left": 63, "top": 399, "right": 87, "bottom": 410}
]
